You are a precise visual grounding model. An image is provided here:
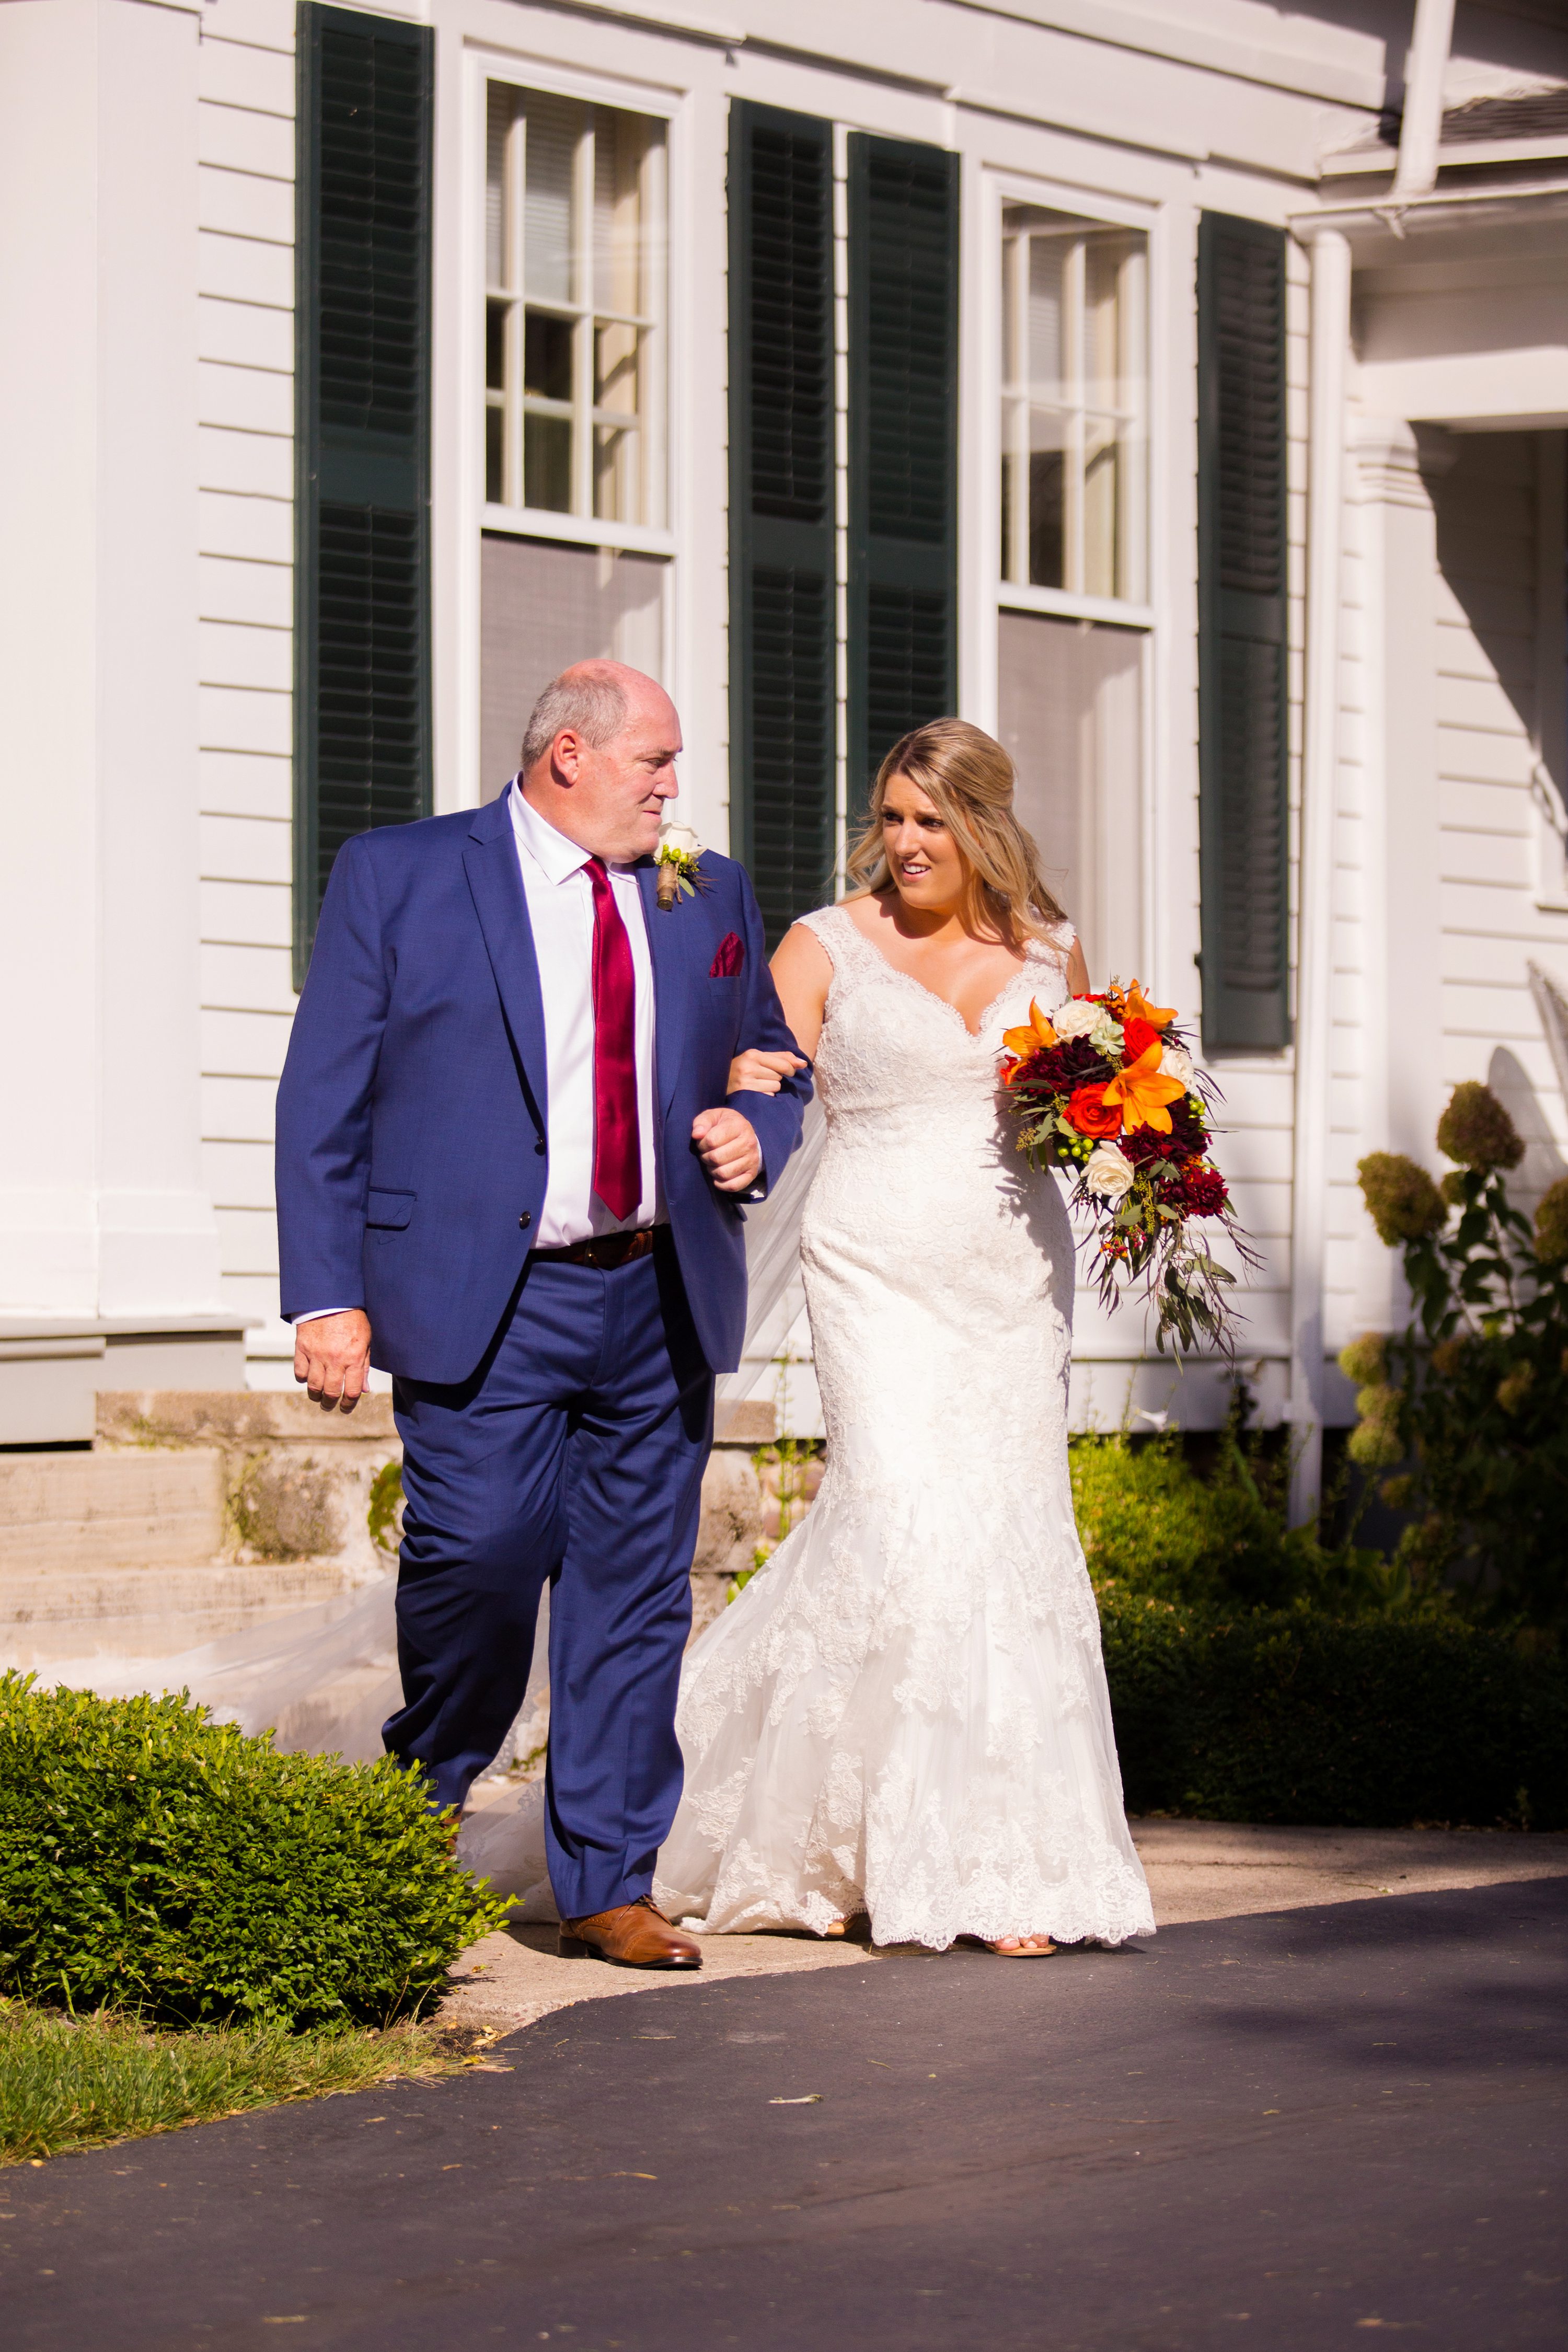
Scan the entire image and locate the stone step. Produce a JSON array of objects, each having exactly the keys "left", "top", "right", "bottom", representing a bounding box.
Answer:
[
  {"left": 0, "top": 1558, "right": 352, "bottom": 1664},
  {"left": 0, "top": 1448, "right": 225, "bottom": 1571}
]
